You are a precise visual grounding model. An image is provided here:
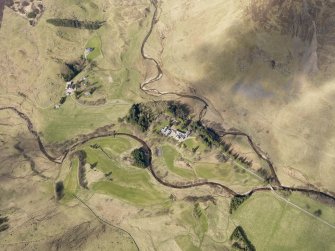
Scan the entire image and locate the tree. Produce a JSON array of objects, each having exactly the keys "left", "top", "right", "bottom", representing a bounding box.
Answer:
[
  {"left": 127, "top": 104, "right": 154, "bottom": 131},
  {"left": 131, "top": 147, "right": 150, "bottom": 168},
  {"left": 167, "top": 101, "right": 190, "bottom": 120},
  {"left": 55, "top": 181, "right": 64, "bottom": 200}
]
